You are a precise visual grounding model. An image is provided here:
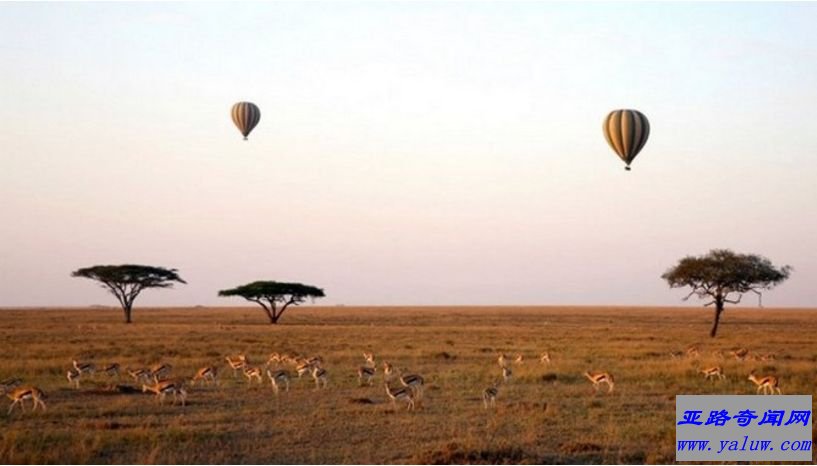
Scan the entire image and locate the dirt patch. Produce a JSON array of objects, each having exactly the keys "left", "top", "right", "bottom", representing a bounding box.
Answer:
[
  {"left": 348, "top": 397, "right": 376, "bottom": 404},
  {"left": 559, "top": 441, "right": 602, "bottom": 454},
  {"left": 540, "top": 373, "right": 558, "bottom": 383},
  {"left": 414, "top": 442, "right": 533, "bottom": 464},
  {"left": 434, "top": 351, "right": 455, "bottom": 360}
]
